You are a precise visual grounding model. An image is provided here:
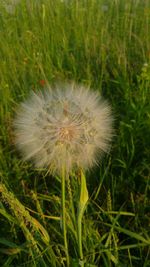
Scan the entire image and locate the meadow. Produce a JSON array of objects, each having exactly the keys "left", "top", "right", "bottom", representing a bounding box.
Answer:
[{"left": 0, "top": 0, "right": 150, "bottom": 266}]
